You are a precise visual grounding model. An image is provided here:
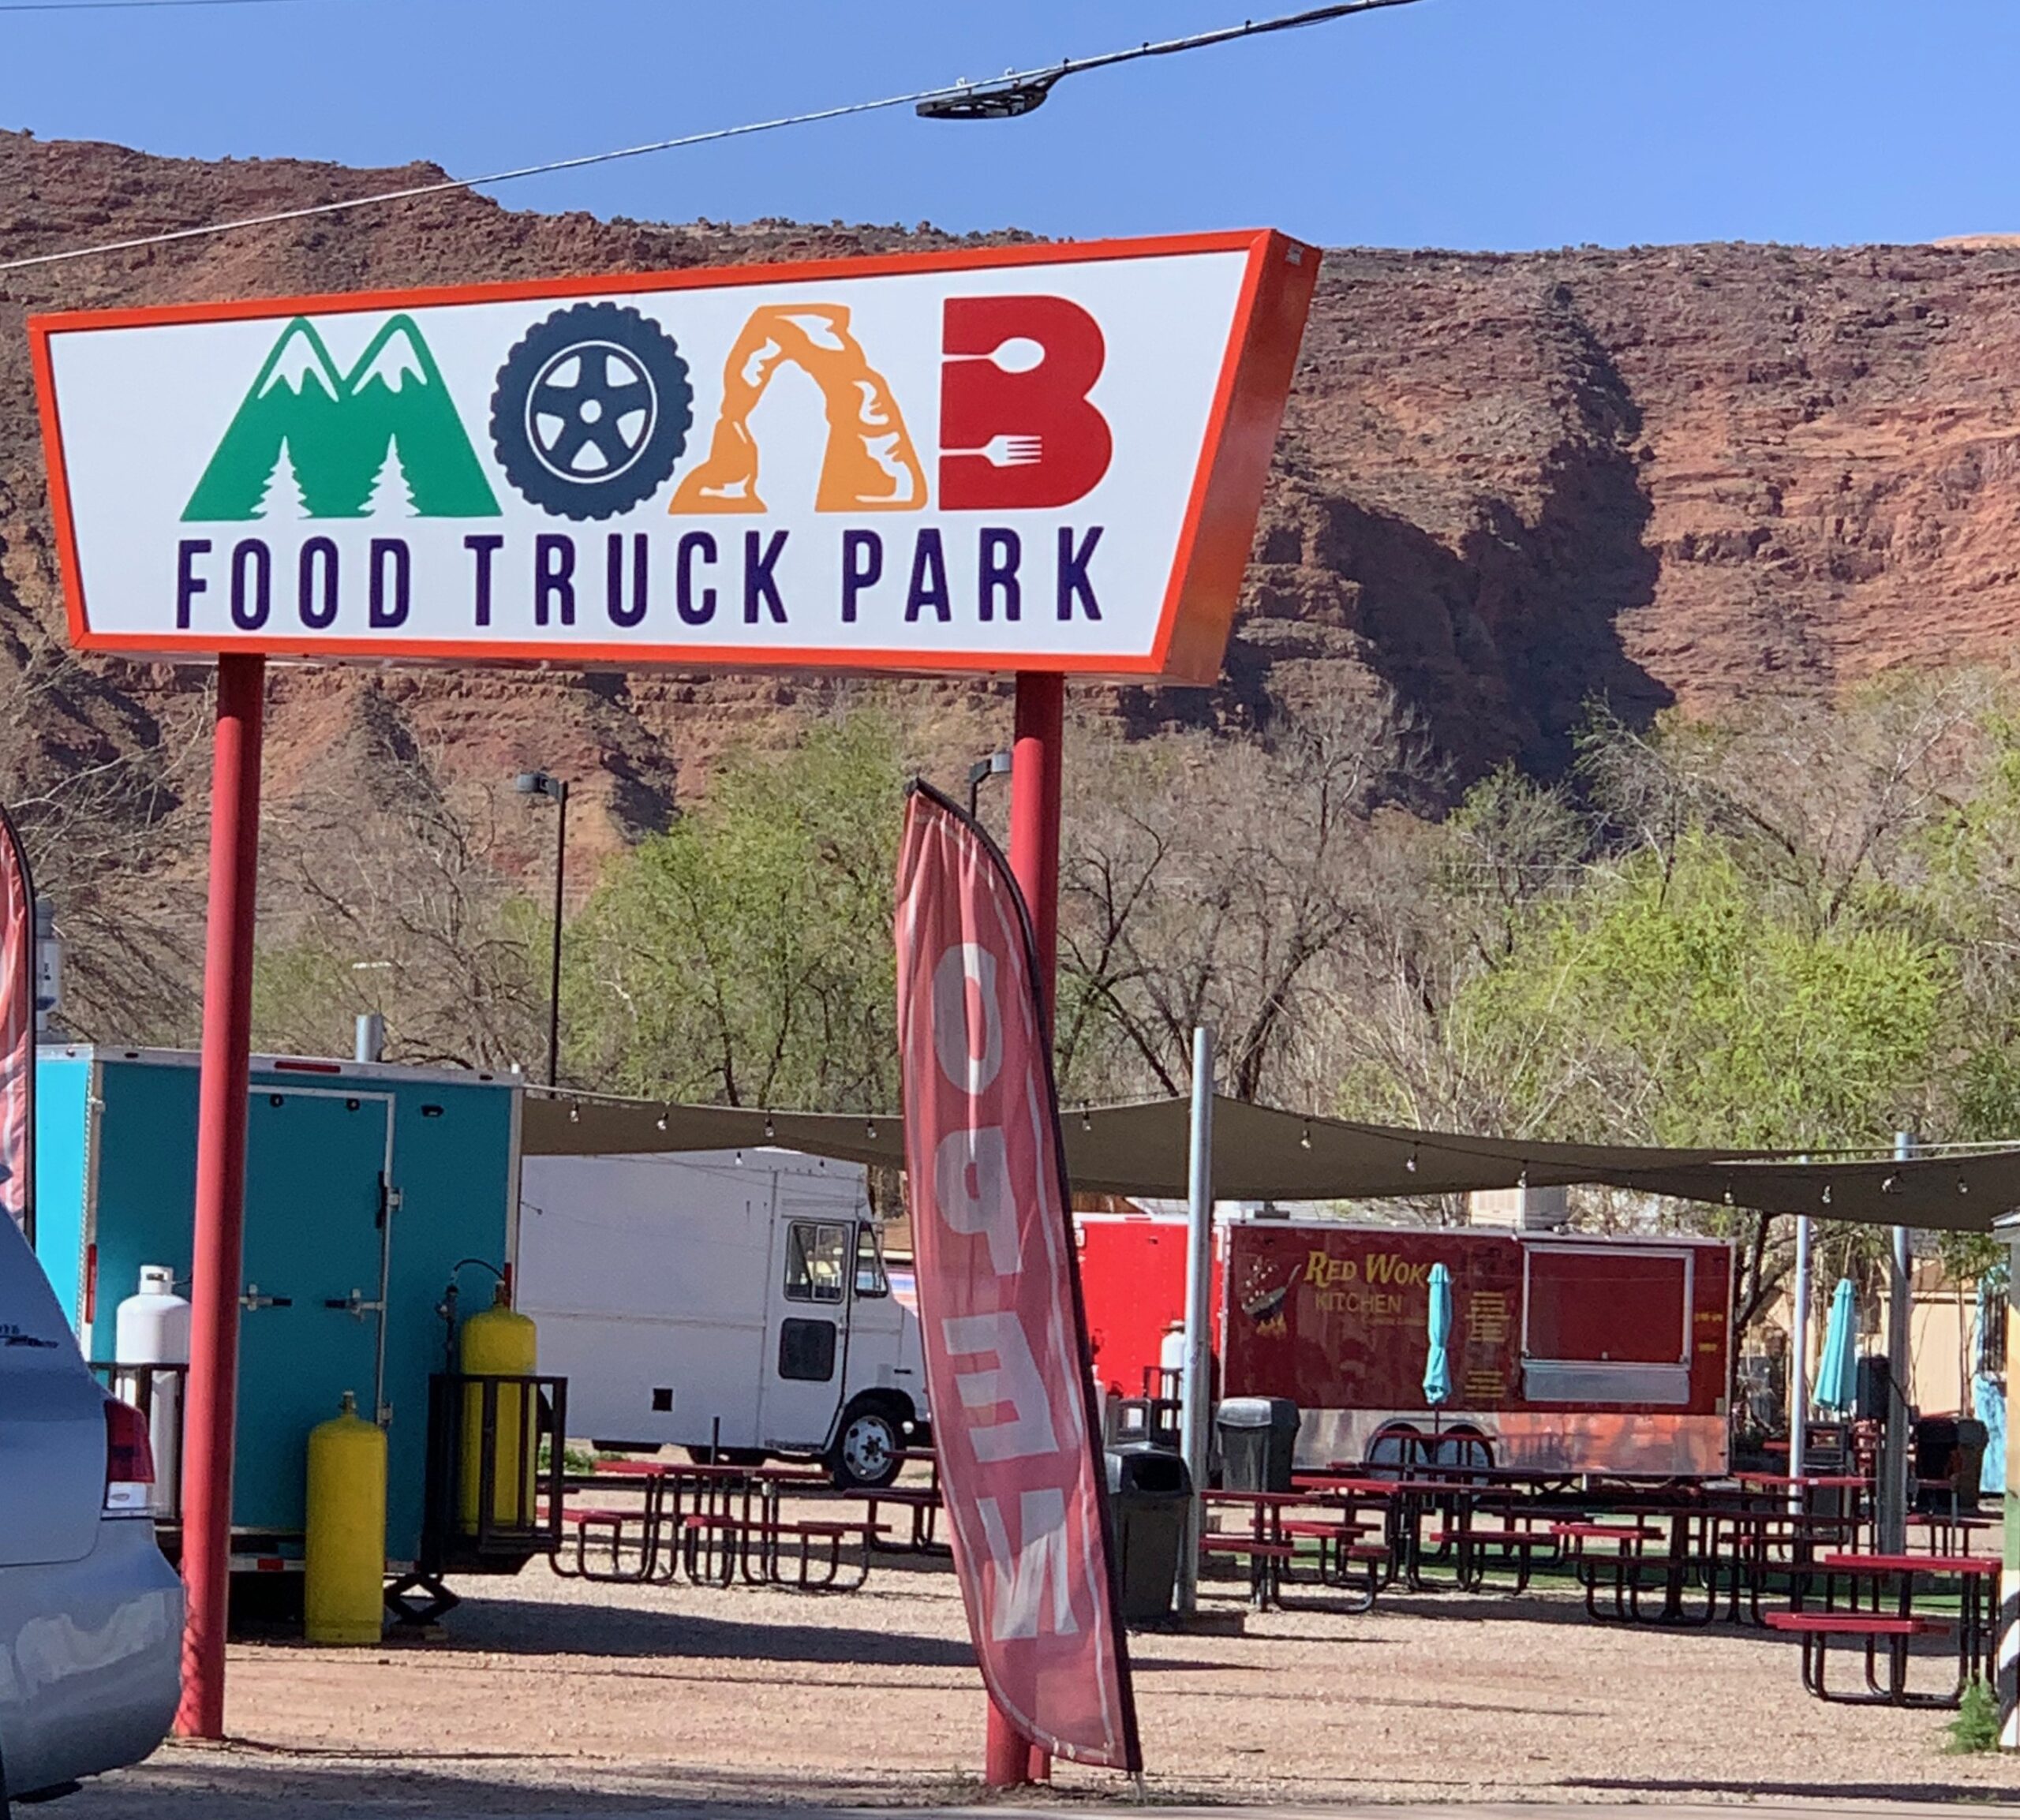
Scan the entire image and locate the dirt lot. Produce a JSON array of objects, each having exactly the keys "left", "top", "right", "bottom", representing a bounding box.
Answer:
[{"left": 62, "top": 1554, "right": 2020, "bottom": 1814}]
